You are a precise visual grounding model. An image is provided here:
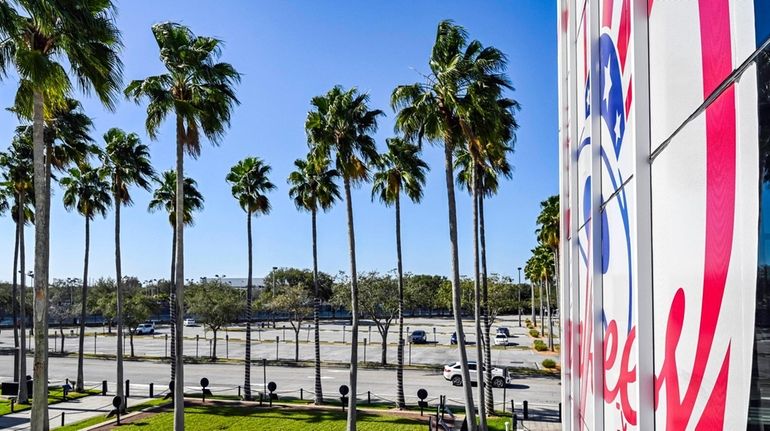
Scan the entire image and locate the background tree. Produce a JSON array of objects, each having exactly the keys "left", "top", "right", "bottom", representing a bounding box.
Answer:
[
  {"left": 306, "top": 86, "right": 382, "bottom": 430},
  {"left": 186, "top": 280, "right": 243, "bottom": 360},
  {"left": 48, "top": 279, "right": 79, "bottom": 354},
  {"left": 93, "top": 278, "right": 156, "bottom": 357},
  {"left": 266, "top": 284, "right": 312, "bottom": 362},
  {"left": 0, "top": 3, "right": 123, "bottom": 422},
  {"left": 265, "top": 266, "right": 336, "bottom": 304},
  {"left": 358, "top": 272, "right": 400, "bottom": 365},
  {"left": 226, "top": 157, "right": 274, "bottom": 400},
  {"left": 61, "top": 162, "right": 111, "bottom": 391},
  {"left": 371, "top": 137, "right": 427, "bottom": 407},
  {"left": 88, "top": 278, "right": 119, "bottom": 332},
  {"left": 404, "top": 274, "right": 446, "bottom": 316},
  {"left": 103, "top": 128, "right": 155, "bottom": 412},
  {"left": 148, "top": 170, "right": 204, "bottom": 379},
  {"left": 287, "top": 153, "right": 340, "bottom": 404},
  {"left": 536, "top": 195, "right": 559, "bottom": 349},
  {"left": 125, "top": 22, "right": 240, "bottom": 428}
]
